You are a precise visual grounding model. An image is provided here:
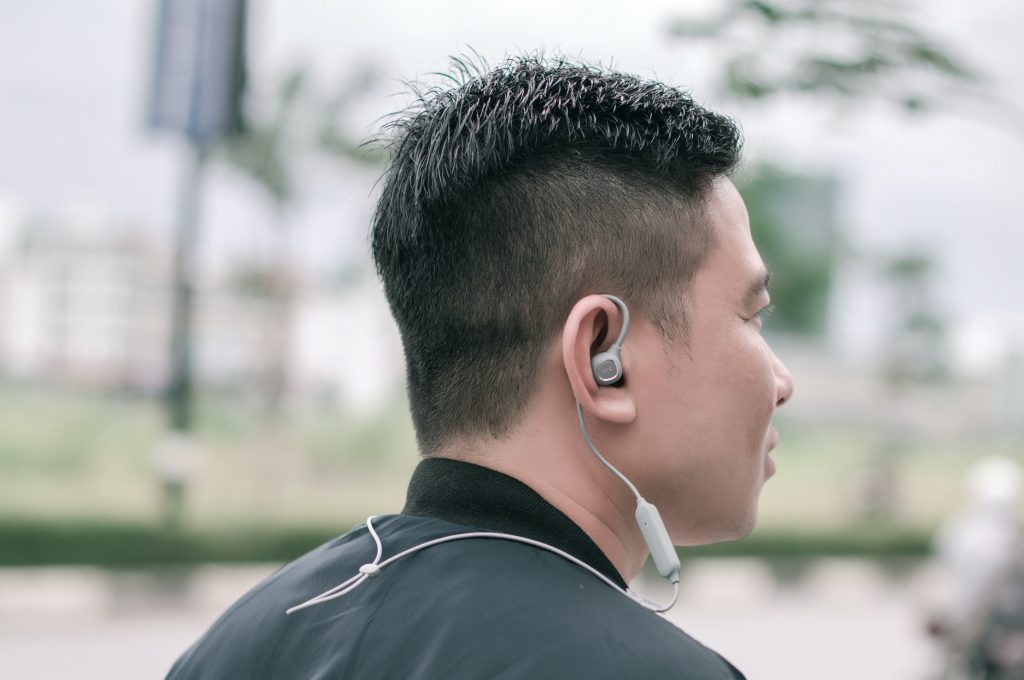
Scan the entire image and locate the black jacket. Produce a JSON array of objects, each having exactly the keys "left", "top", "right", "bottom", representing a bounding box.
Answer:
[{"left": 166, "top": 457, "right": 747, "bottom": 679}]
